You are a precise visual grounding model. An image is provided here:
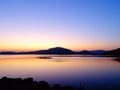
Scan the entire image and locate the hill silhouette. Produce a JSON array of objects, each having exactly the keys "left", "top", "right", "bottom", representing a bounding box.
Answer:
[
  {"left": 30, "top": 47, "right": 74, "bottom": 54},
  {"left": 104, "top": 48, "right": 120, "bottom": 57},
  {"left": 90, "top": 50, "right": 105, "bottom": 55},
  {"left": 47, "top": 47, "right": 74, "bottom": 54},
  {"left": 3, "top": 46, "right": 120, "bottom": 55},
  {"left": 76, "top": 50, "right": 91, "bottom": 54}
]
